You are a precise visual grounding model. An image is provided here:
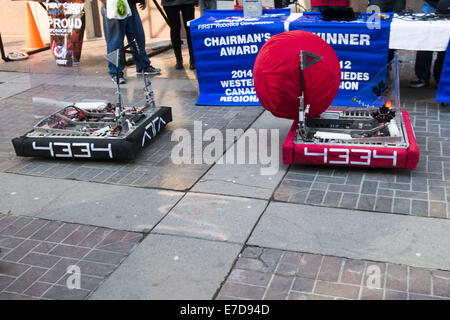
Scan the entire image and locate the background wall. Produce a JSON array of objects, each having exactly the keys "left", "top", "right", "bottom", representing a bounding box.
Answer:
[{"left": 0, "top": 0, "right": 425, "bottom": 40}]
